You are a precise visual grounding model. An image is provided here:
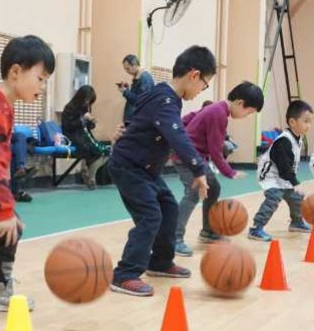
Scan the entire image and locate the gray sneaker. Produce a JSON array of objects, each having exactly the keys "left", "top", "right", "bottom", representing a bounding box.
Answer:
[
  {"left": 198, "top": 230, "right": 230, "bottom": 243},
  {"left": 175, "top": 242, "right": 193, "bottom": 257},
  {"left": 0, "top": 280, "right": 34, "bottom": 312}
]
